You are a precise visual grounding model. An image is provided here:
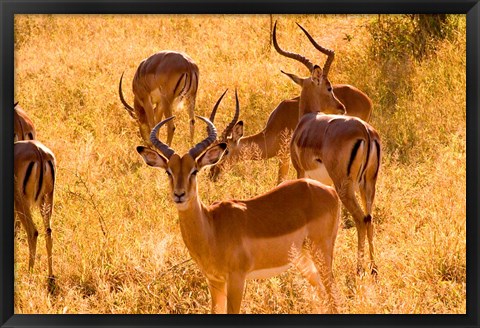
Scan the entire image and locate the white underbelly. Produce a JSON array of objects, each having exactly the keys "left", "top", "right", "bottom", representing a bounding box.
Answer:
[
  {"left": 246, "top": 264, "right": 291, "bottom": 280},
  {"left": 305, "top": 164, "right": 333, "bottom": 186}
]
